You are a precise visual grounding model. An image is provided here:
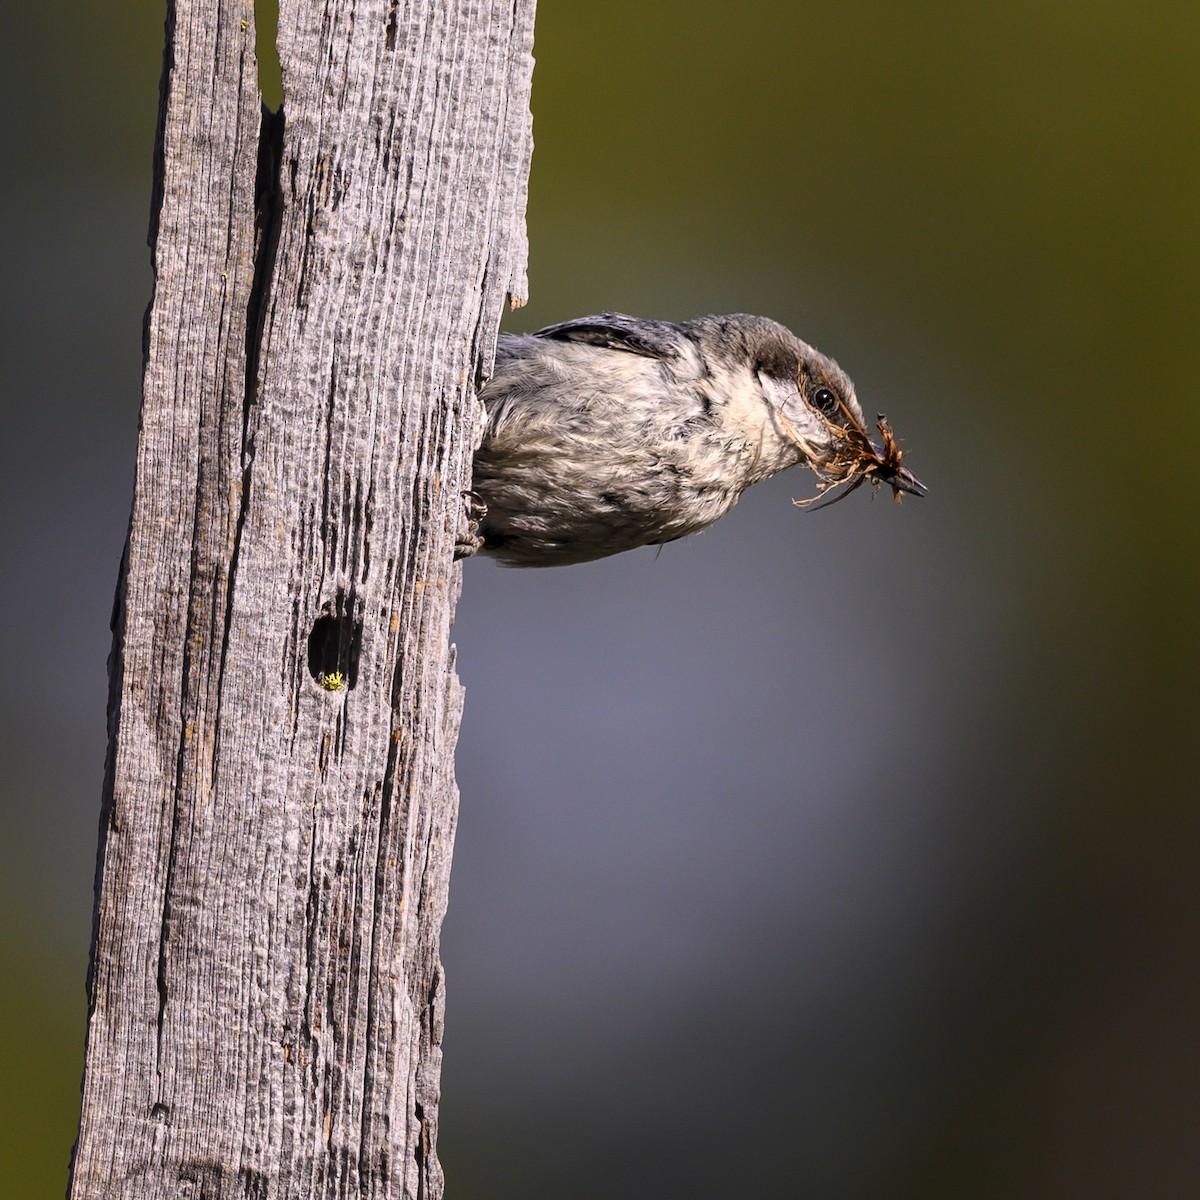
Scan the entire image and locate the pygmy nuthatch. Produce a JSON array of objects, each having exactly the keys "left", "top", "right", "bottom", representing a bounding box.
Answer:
[{"left": 466, "top": 312, "right": 925, "bottom": 567}]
